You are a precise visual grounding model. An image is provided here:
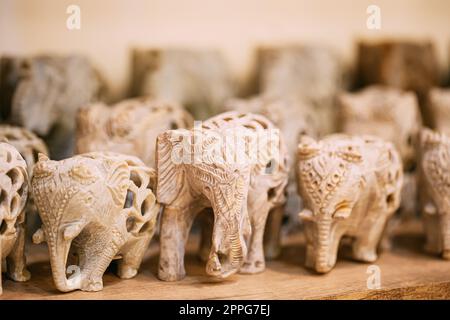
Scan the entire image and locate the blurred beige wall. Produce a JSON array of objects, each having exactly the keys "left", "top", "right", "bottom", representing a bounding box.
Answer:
[{"left": 1, "top": 0, "right": 449, "bottom": 100}]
